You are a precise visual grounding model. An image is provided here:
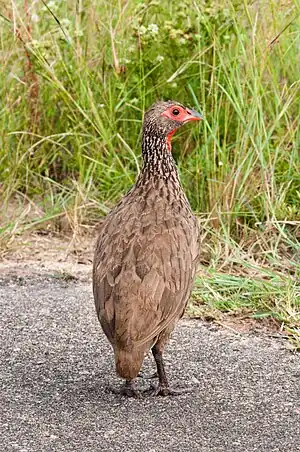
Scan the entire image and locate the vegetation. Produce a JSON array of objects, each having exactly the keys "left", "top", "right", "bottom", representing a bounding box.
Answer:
[{"left": 0, "top": 1, "right": 299, "bottom": 346}]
